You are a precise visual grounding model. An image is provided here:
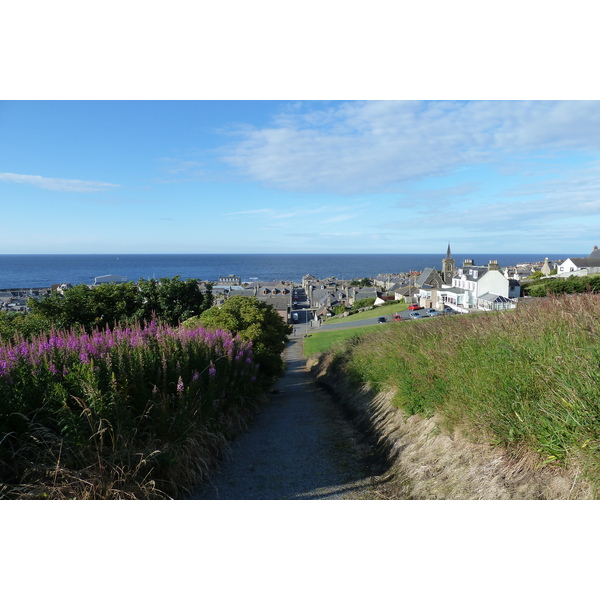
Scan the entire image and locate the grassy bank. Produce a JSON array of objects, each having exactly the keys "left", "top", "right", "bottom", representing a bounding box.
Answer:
[
  {"left": 314, "top": 294, "right": 600, "bottom": 491},
  {"left": 324, "top": 302, "right": 408, "bottom": 325},
  {"left": 303, "top": 325, "right": 380, "bottom": 357}
]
